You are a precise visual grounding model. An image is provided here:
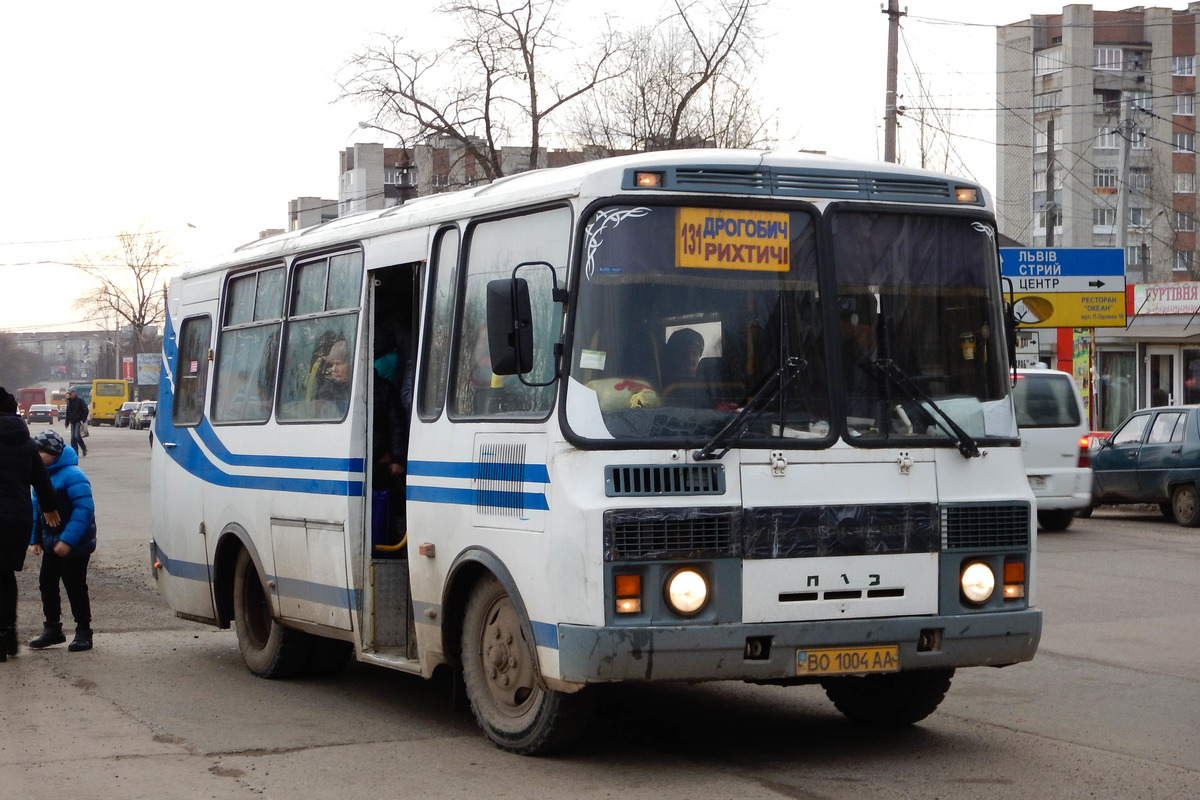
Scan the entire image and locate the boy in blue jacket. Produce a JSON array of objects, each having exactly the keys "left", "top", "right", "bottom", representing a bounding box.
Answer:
[{"left": 28, "top": 430, "right": 96, "bottom": 652}]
